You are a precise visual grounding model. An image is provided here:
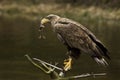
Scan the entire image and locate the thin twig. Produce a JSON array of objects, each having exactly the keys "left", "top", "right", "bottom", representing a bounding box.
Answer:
[
  {"left": 62, "top": 73, "right": 106, "bottom": 80},
  {"left": 25, "top": 54, "right": 49, "bottom": 73},
  {"left": 33, "top": 58, "right": 63, "bottom": 71}
]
